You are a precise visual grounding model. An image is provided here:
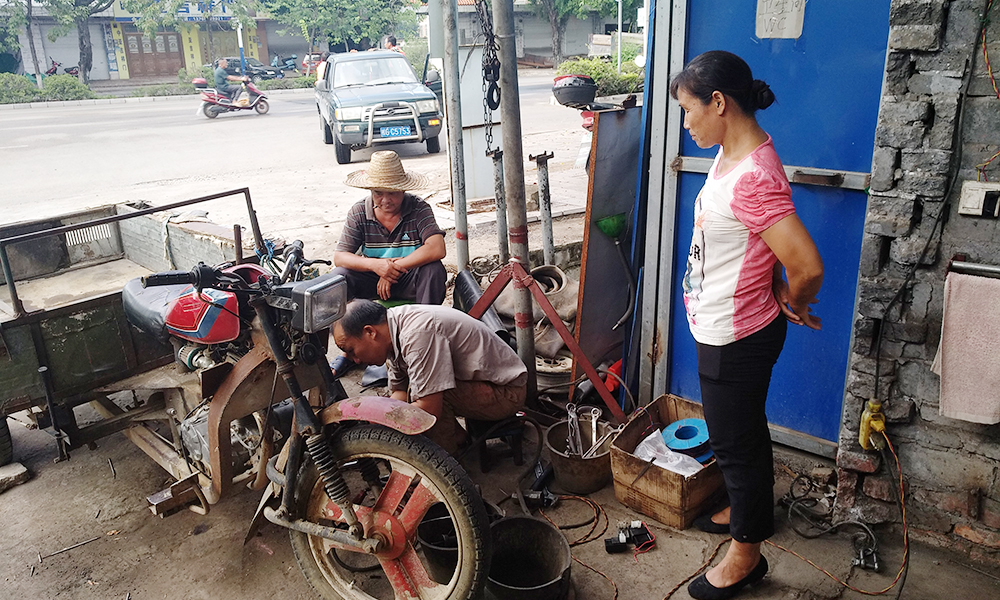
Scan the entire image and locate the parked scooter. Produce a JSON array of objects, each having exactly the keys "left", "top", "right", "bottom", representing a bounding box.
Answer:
[
  {"left": 125, "top": 239, "right": 491, "bottom": 600},
  {"left": 44, "top": 57, "right": 60, "bottom": 76},
  {"left": 270, "top": 53, "right": 298, "bottom": 72},
  {"left": 193, "top": 77, "right": 270, "bottom": 118},
  {"left": 63, "top": 64, "right": 79, "bottom": 76}
]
